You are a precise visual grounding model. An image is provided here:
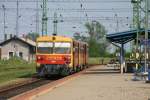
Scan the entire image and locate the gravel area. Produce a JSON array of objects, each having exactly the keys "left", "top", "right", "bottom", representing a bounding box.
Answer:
[{"left": 34, "top": 65, "right": 150, "bottom": 100}]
